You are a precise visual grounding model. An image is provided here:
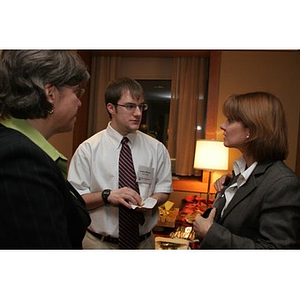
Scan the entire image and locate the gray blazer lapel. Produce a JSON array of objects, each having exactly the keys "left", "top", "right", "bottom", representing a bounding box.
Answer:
[{"left": 220, "top": 162, "right": 273, "bottom": 220}]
